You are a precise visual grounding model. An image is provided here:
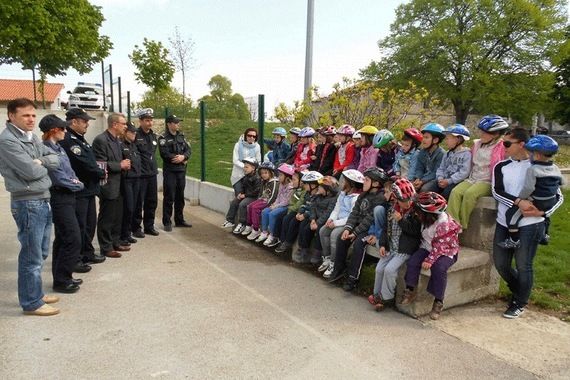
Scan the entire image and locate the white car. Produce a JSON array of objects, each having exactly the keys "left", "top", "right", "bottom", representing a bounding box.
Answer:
[{"left": 67, "top": 82, "right": 108, "bottom": 110}]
